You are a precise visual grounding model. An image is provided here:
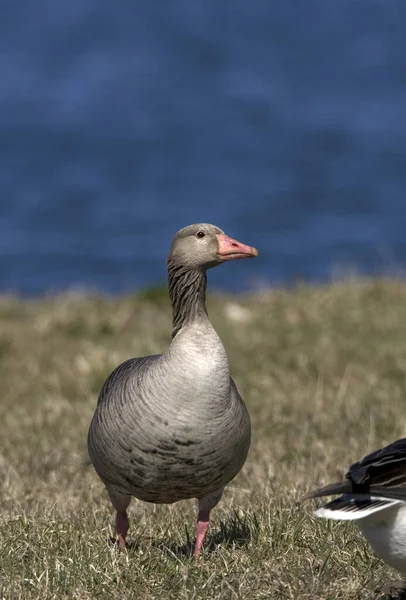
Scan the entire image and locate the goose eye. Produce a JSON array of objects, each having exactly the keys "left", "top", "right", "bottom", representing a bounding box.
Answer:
[{"left": 196, "top": 231, "right": 205, "bottom": 238}]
